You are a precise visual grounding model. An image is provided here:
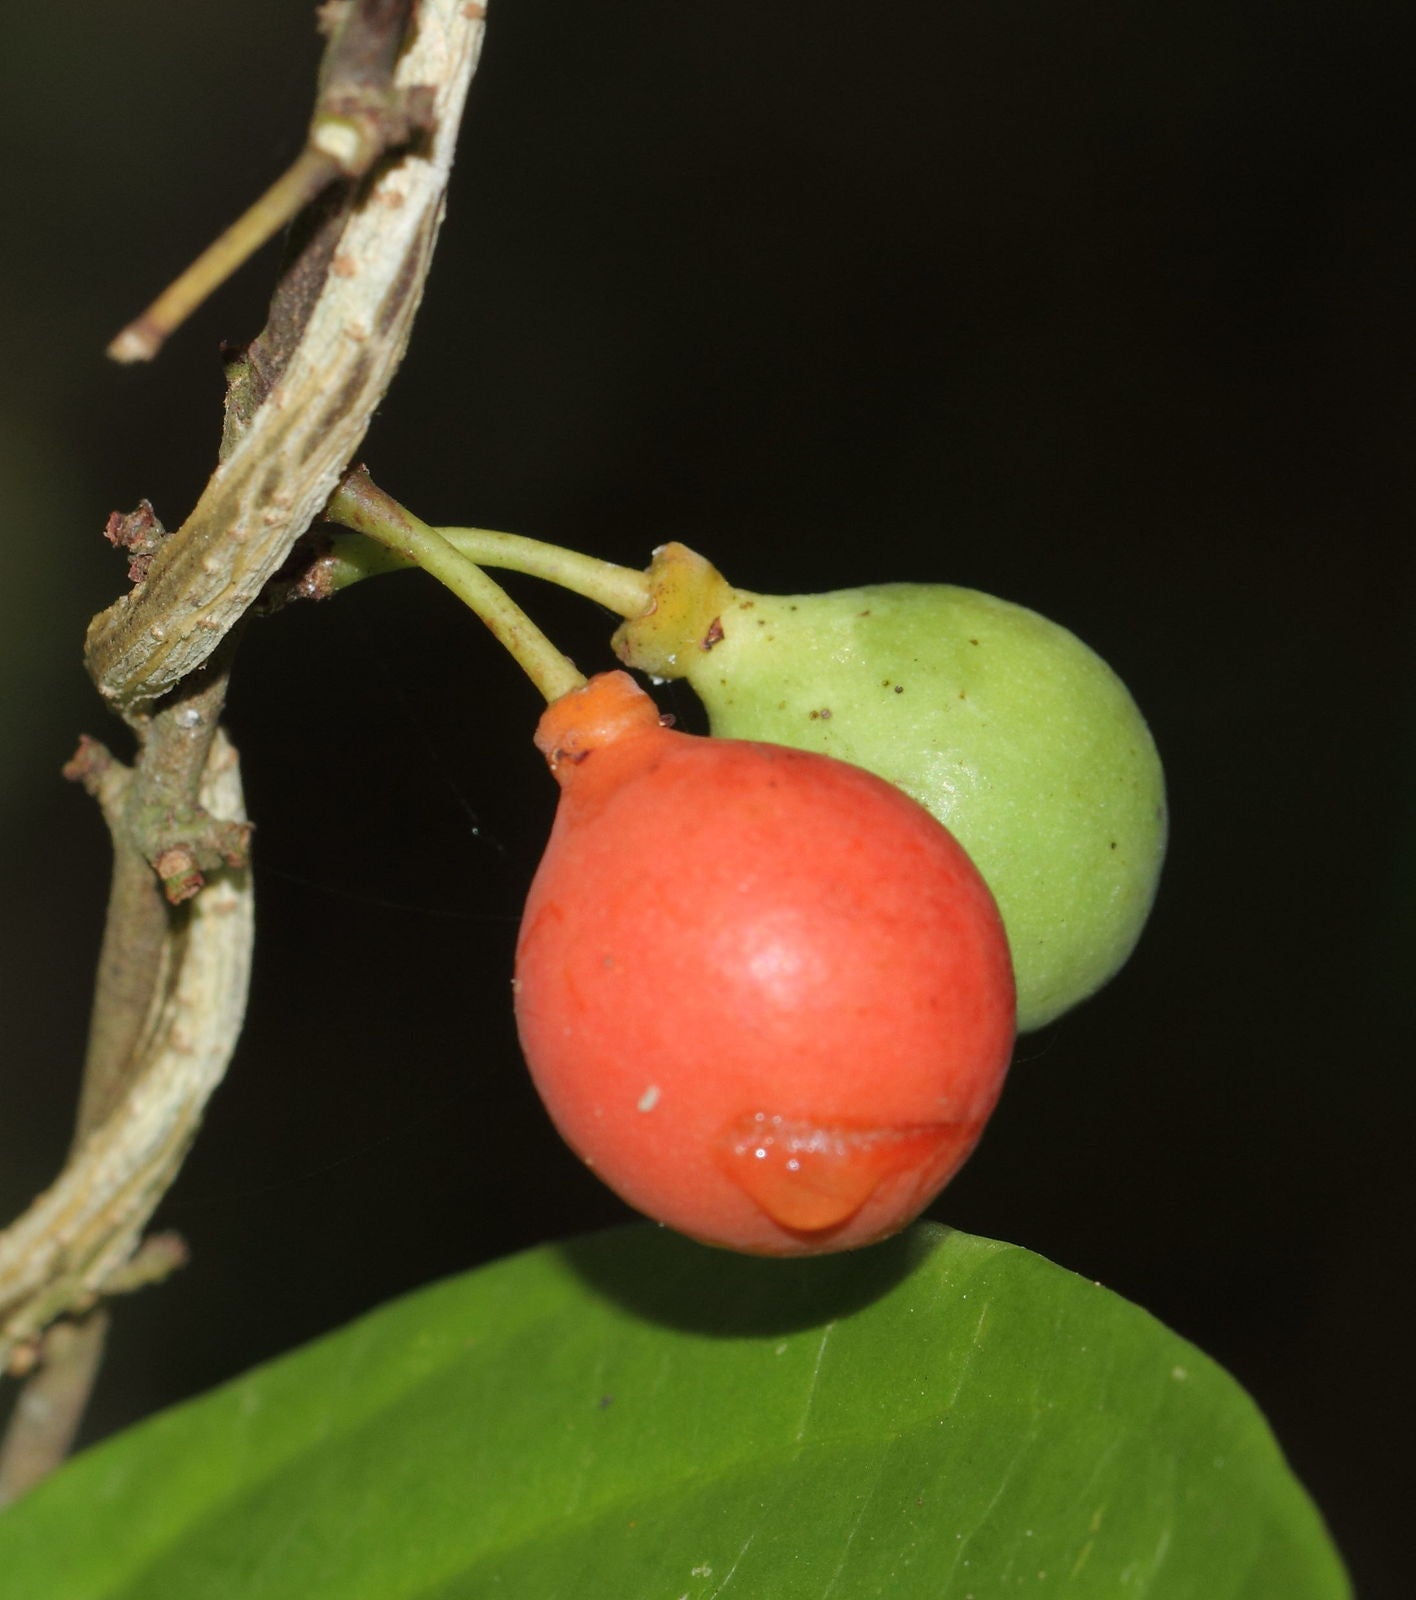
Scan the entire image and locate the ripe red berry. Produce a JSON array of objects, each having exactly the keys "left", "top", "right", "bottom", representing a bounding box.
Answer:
[{"left": 513, "top": 672, "right": 1016, "bottom": 1256}]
